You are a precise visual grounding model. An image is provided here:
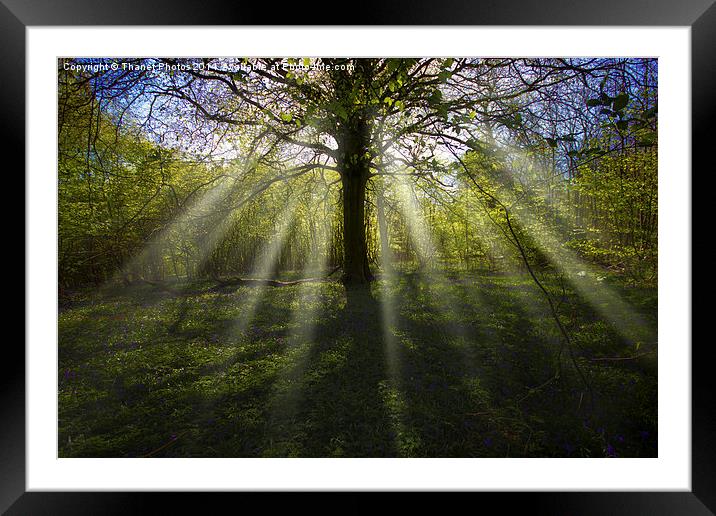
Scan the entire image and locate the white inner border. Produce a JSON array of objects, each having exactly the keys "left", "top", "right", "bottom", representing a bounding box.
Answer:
[{"left": 26, "top": 27, "right": 691, "bottom": 491}]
